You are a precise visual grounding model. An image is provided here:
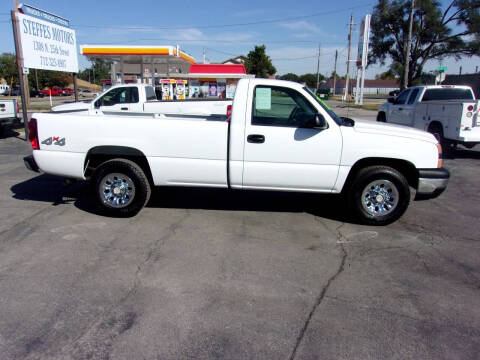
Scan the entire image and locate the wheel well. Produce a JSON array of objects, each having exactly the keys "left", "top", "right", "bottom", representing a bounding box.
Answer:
[
  {"left": 343, "top": 158, "right": 419, "bottom": 191},
  {"left": 427, "top": 120, "right": 443, "bottom": 132},
  {"left": 84, "top": 146, "right": 153, "bottom": 184},
  {"left": 377, "top": 111, "right": 386, "bottom": 120}
]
